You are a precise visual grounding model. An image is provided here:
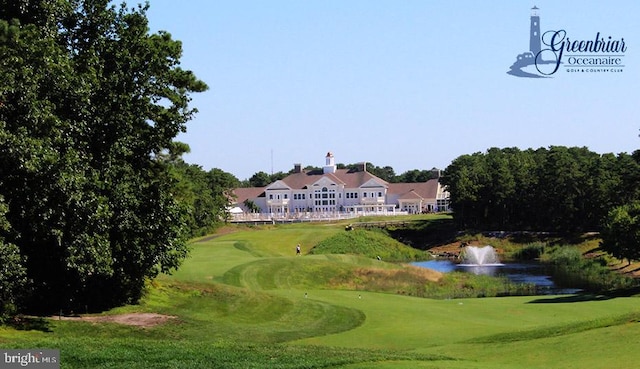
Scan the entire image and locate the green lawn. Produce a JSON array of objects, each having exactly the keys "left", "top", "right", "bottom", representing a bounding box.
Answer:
[{"left": 2, "top": 217, "right": 639, "bottom": 368}]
